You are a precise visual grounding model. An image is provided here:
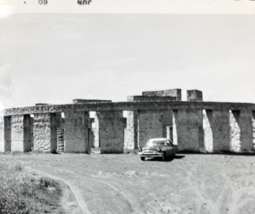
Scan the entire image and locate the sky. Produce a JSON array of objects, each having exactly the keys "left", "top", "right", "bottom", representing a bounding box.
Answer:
[{"left": 0, "top": 13, "right": 255, "bottom": 109}]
